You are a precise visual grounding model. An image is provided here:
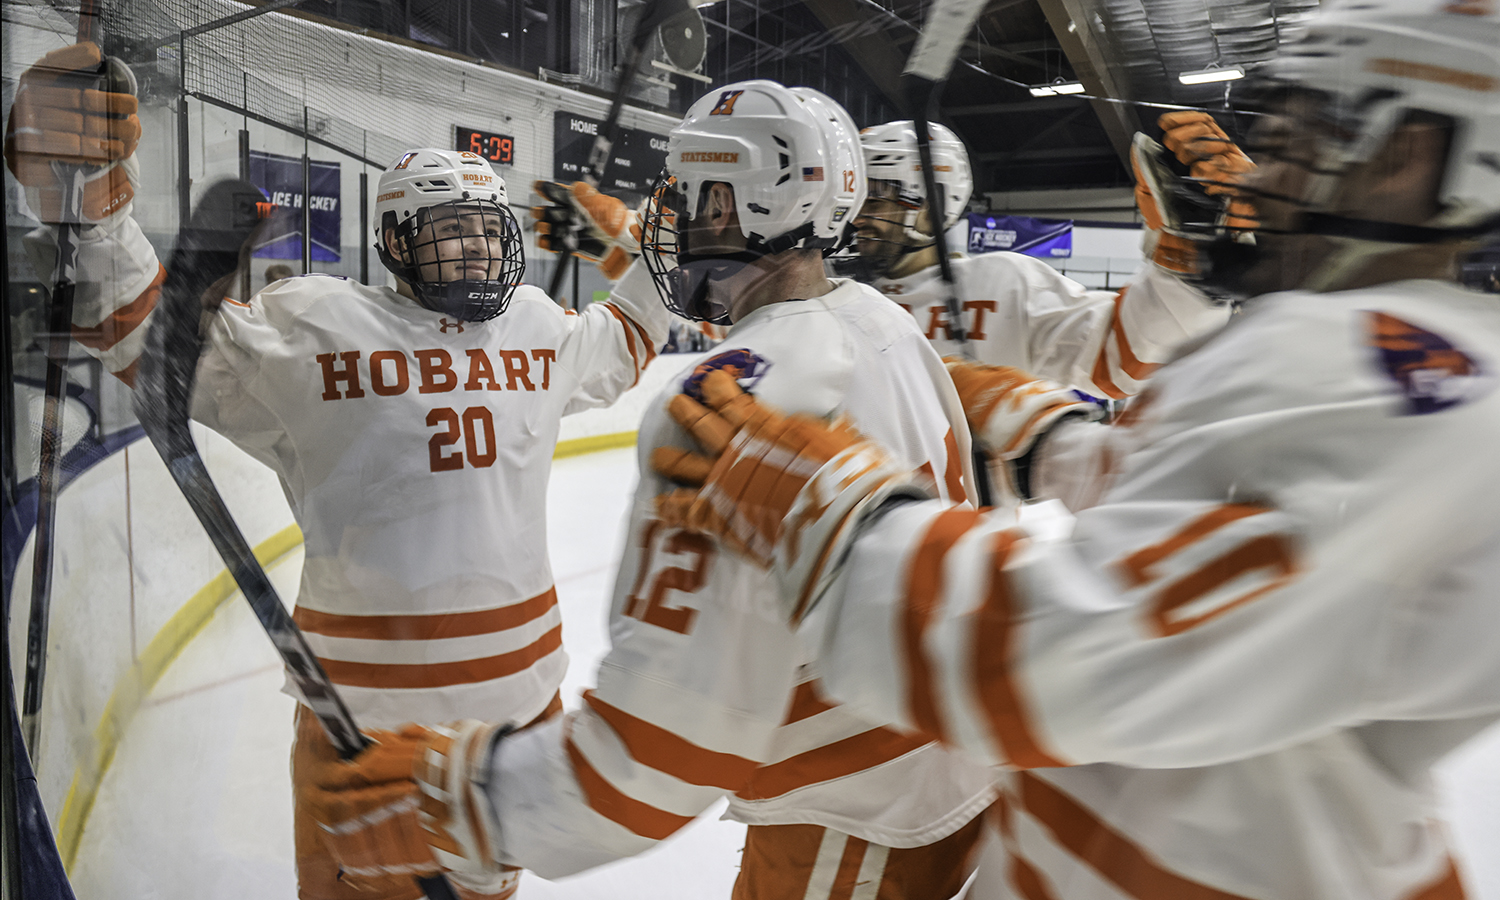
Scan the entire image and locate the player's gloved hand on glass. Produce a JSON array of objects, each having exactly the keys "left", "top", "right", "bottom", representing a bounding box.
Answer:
[
  {"left": 3, "top": 41, "right": 142, "bottom": 225},
  {"left": 531, "top": 180, "right": 641, "bottom": 280},
  {"left": 302, "top": 719, "right": 516, "bottom": 894},
  {"left": 652, "top": 369, "right": 927, "bottom": 622},
  {"left": 1132, "top": 111, "right": 1258, "bottom": 277}
]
